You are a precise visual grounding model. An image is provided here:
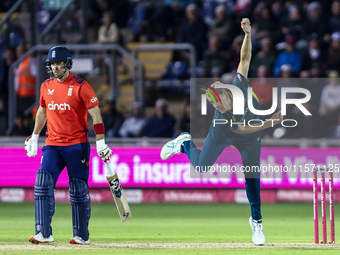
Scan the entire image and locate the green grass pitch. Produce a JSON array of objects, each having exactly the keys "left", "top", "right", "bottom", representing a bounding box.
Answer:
[{"left": 0, "top": 202, "right": 340, "bottom": 254}]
